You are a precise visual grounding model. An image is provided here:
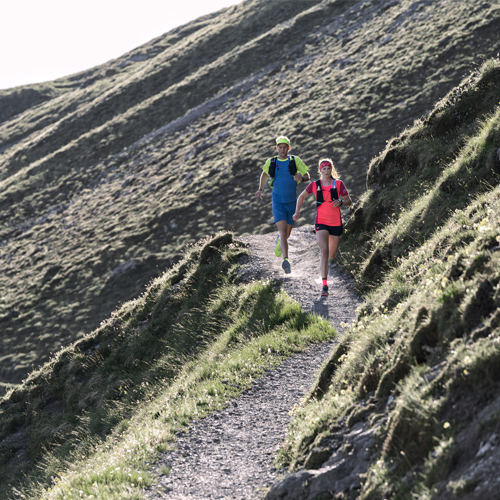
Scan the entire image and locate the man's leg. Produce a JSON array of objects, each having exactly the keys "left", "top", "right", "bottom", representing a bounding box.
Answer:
[
  {"left": 280, "top": 202, "right": 296, "bottom": 258},
  {"left": 276, "top": 220, "right": 290, "bottom": 258},
  {"left": 274, "top": 202, "right": 295, "bottom": 273}
]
